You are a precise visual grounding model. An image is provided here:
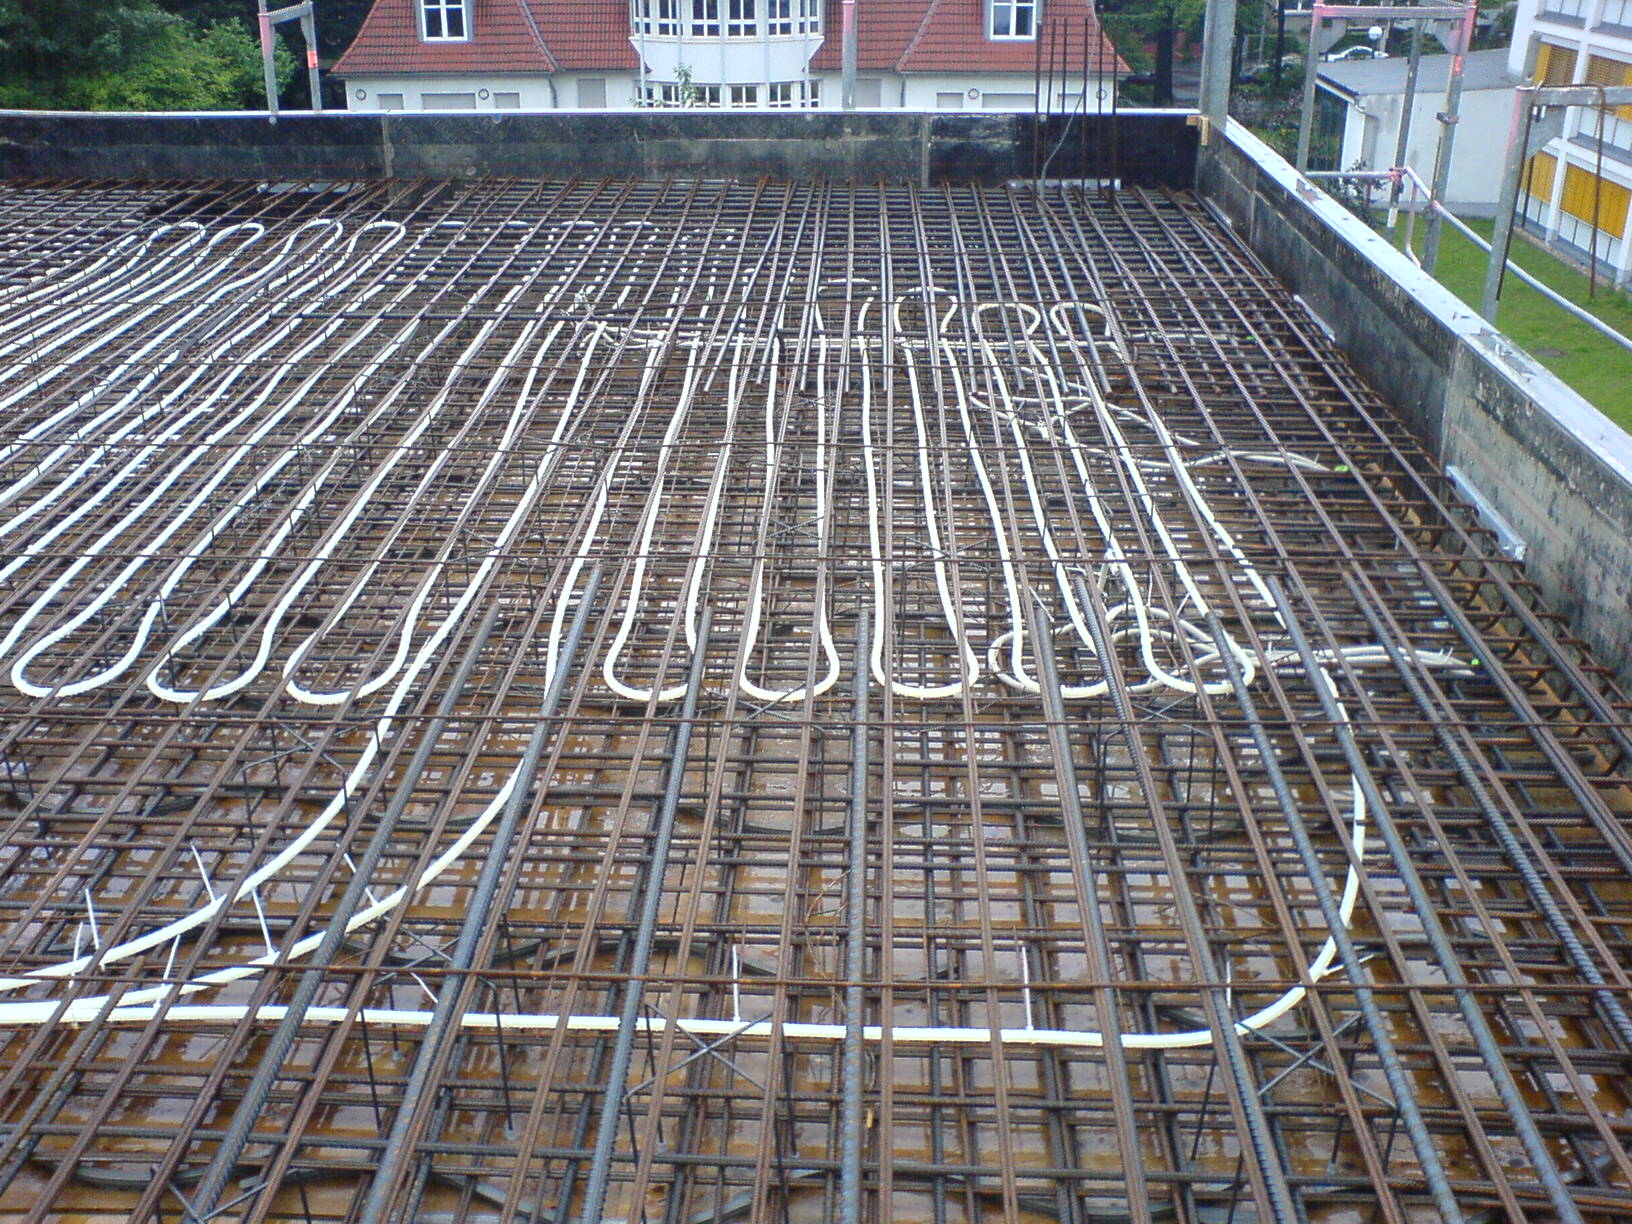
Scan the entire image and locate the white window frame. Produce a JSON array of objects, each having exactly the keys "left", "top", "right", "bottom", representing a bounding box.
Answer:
[
  {"left": 765, "top": 80, "right": 820, "bottom": 107},
  {"left": 989, "top": 0, "right": 1037, "bottom": 39},
  {"left": 690, "top": 0, "right": 721, "bottom": 36},
  {"left": 421, "top": 0, "right": 471, "bottom": 41},
  {"left": 727, "top": 0, "right": 757, "bottom": 35},
  {"left": 639, "top": 80, "right": 724, "bottom": 106},
  {"left": 633, "top": 0, "right": 683, "bottom": 34}
]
